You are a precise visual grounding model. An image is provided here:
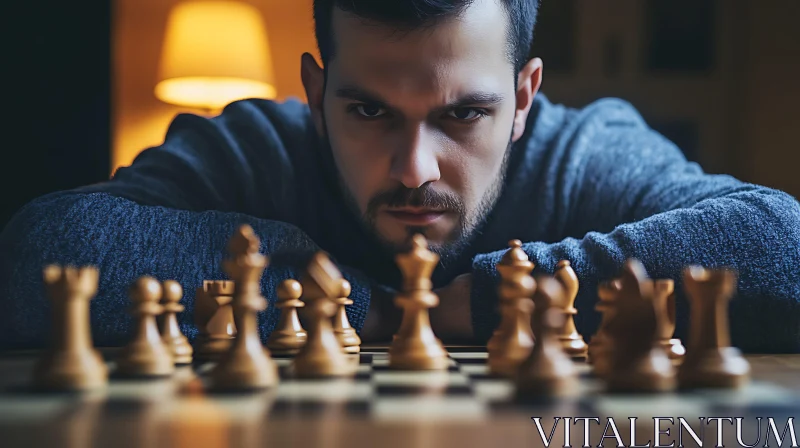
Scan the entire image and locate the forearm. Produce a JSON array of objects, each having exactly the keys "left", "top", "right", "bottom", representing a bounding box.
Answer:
[
  {"left": 0, "top": 192, "right": 372, "bottom": 349},
  {"left": 471, "top": 188, "right": 800, "bottom": 353}
]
